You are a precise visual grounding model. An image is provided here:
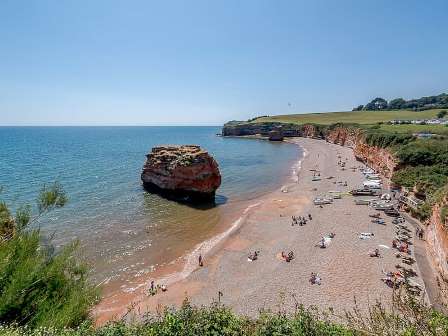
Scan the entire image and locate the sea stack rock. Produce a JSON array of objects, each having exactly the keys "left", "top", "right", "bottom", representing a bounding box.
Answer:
[
  {"left": 141, "top": 145, "right": 221, "bottom": 202},
  {"left": 268, "top": 126, "right": 284, "bottom": 141}
]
